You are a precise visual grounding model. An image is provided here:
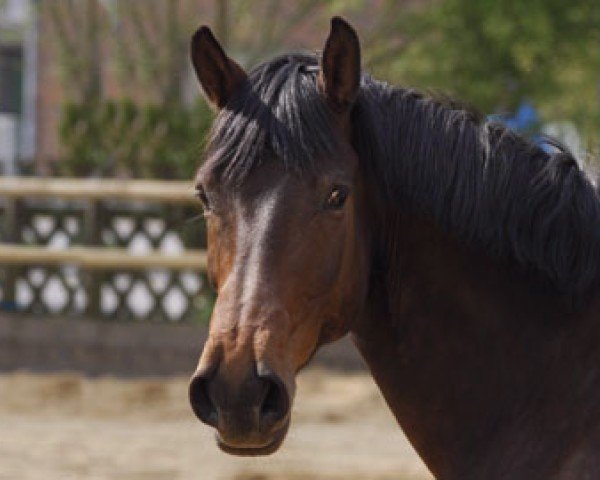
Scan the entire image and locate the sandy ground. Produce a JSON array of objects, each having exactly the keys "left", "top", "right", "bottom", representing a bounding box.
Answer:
[{"left": 0, "top": 369, "right": 432, "bottom": 480}]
